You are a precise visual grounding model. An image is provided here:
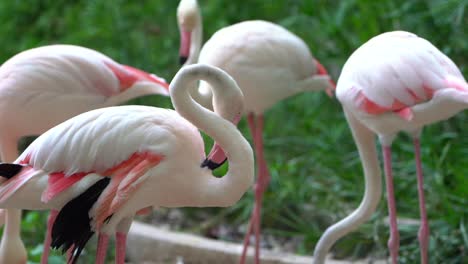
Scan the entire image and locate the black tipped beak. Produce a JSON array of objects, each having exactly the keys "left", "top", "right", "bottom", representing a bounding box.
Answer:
[
  {"left": 179, "top": 56, "right": 188, "bottom": 65},
  {"left": 201, "top": 158, "right": 227, "bottom": 170}
]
